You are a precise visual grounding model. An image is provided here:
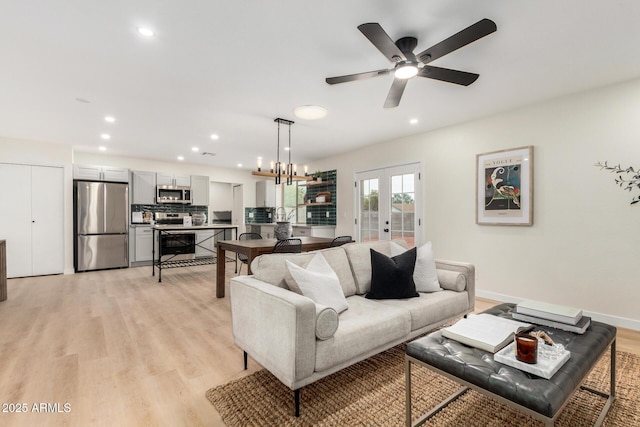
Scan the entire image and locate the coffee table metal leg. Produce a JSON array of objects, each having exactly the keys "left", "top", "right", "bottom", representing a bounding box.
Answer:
[
  {"left": 406, "top": 355, "right": 469, "bottom": 427},
  {"left": 580, "top": 339, "right": 616, "bottom": 427}
]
